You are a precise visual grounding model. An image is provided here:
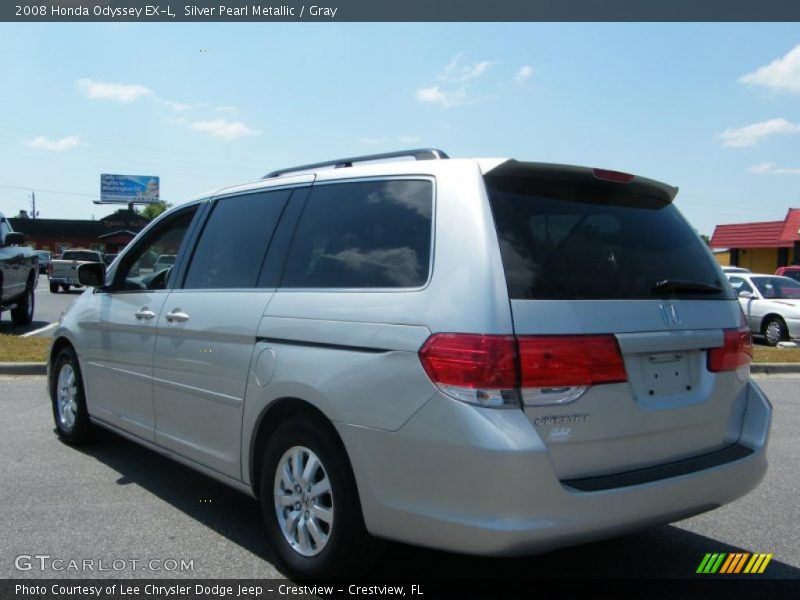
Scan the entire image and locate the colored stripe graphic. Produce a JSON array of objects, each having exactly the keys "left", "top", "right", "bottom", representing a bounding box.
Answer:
[
  {"left": 698, "top": 552, "right": 772, "bottom": 574},
  {"left": 720, "top": 553, "right": 749, "bottom": 573}
]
